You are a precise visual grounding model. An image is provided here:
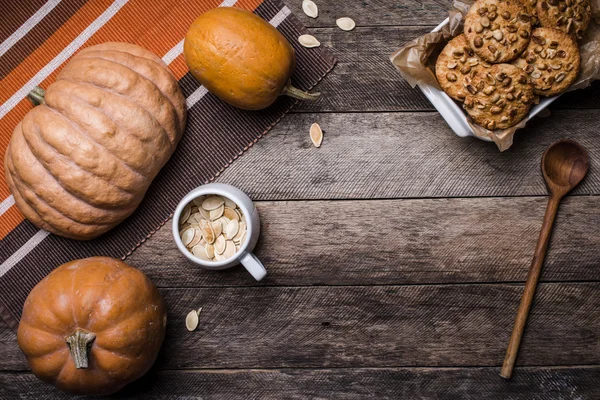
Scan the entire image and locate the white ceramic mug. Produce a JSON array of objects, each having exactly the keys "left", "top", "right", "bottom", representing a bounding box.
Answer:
[{"left": 172, "top": 183, "right": 267, "bottom": 281}]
